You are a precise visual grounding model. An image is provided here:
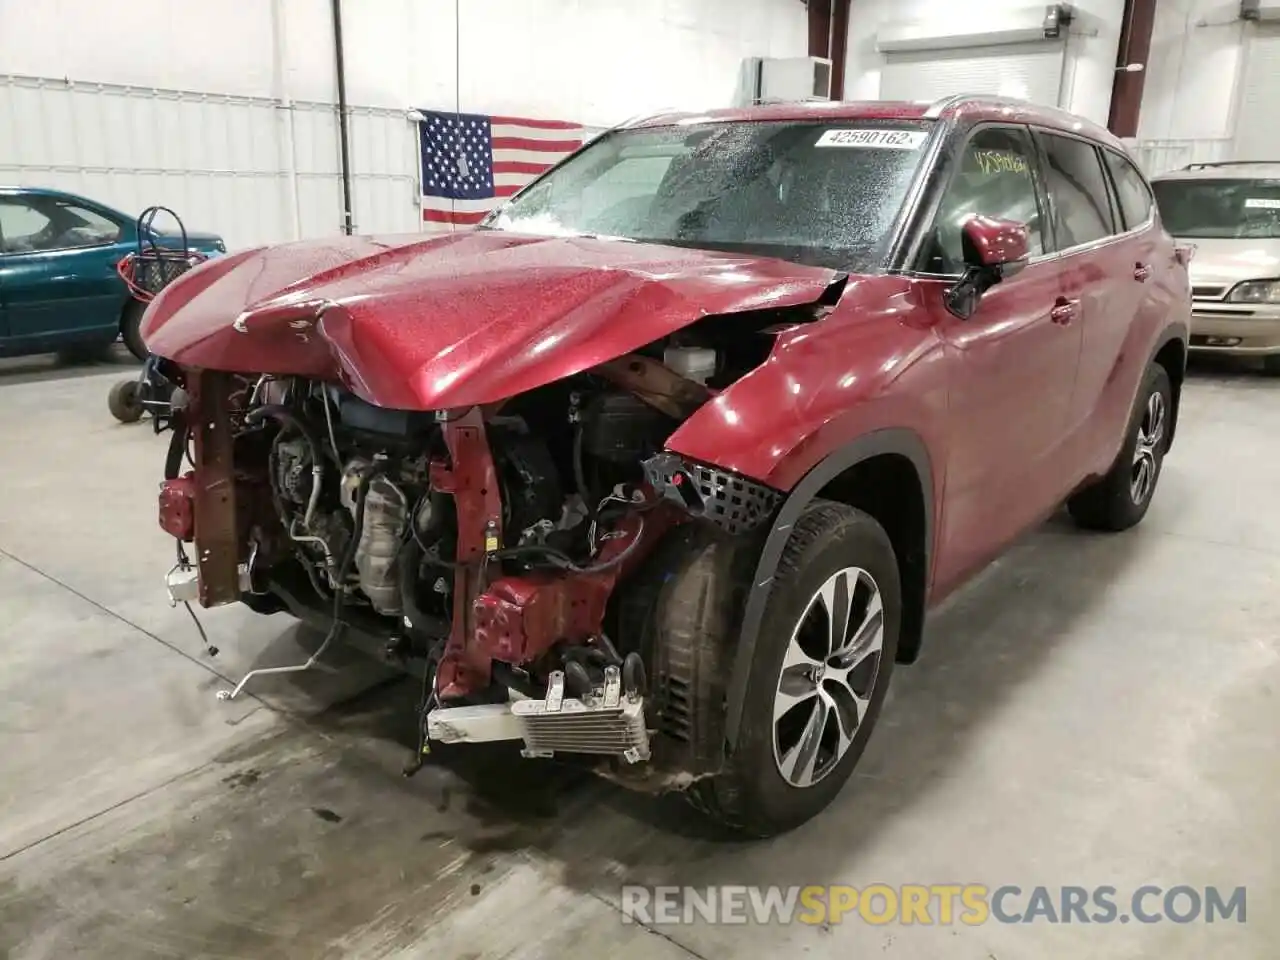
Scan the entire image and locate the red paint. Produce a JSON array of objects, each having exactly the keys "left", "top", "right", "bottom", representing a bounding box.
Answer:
[
  {"left": 963, "top": 216, "right": 1031, "bottom": 268},
  {"left": 148, "top": 99, "right": 1188, "bottom": 632},
  {"left": 158, "top": 474, "right": 196, "bottom": 542},
  {"left": 472, "top": 511, "right": 663, "bottom": 668},
  {"left": 664, "top": 251, "right": 1185, "bottom": 605},
  {"left": 1108, "top": 0, "right": 1157, "bottom": 137},
  {"left": 430, "top": 411, "right": 505, "bottom": 699},
  {"left": 141, "top": 231, "right": 838, "bottom": 411}
]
